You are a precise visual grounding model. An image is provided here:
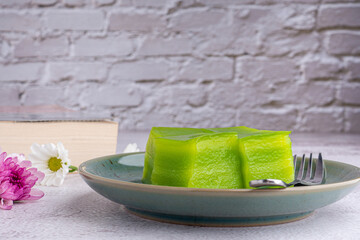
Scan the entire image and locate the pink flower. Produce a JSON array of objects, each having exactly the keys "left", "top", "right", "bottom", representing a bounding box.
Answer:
[{"left": 0, "top": 152, "right": 45, "bottom": 210}]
